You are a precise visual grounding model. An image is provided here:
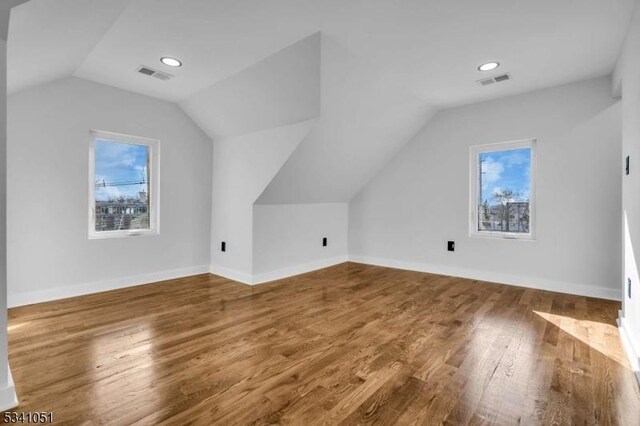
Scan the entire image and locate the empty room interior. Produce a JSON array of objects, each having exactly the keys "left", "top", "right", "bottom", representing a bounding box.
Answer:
[{"left": 1, "top": 0, "right": 640, "bottom": 424}]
